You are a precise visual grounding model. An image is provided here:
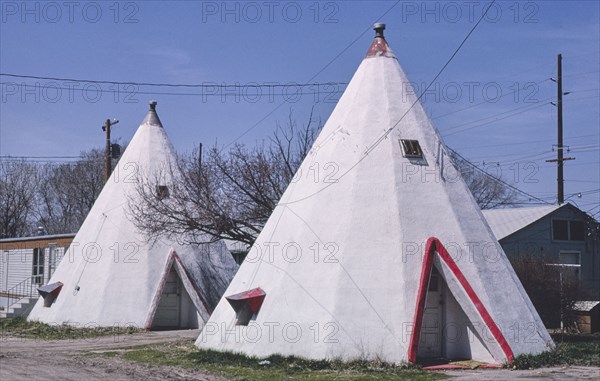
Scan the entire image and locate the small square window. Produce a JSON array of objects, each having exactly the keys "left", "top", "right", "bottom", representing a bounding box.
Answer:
[
  {"left": 156, "top": 185, "right": 169, "bottom": 200},
  {"left": 400, "top": 139, "right": 423, "bottom": 158},
  {"left": 552, "top": 220, "right": 569, "bottom": 241},
  {"left": 570, "top": 221, "right": 585, "bottom": 241},
  {"left": 553, "top": 219, "right": 585, "bottom": 241}
]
